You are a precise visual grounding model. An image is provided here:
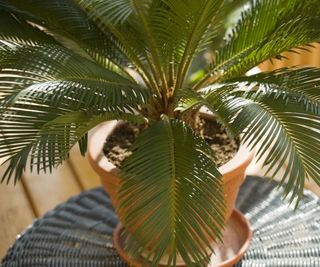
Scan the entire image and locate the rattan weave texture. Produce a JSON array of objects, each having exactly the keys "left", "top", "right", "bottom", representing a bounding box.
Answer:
[{"left": 2, "top": 176, "right": 320, "bottom": 267}]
